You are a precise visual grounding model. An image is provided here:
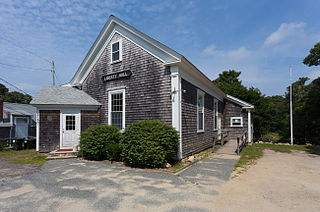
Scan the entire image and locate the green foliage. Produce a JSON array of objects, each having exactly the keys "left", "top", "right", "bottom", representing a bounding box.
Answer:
[
  {"left": 303, "top": 42, "right": 320, "bottom": 66},
  {"left": 0, "top": 83, "right": 32, "bottom": 104},
  {"left": 261, "top": 132, "right": 282, "bottom": 142},
  {"left": 0, "top": 83, "right": 8, "bottom": 97},
  {"left": 106, "top": 143, "right": 122, "bottom": 161},
  {"left": 305, "top": 78, "right": 320, "bottom": 145},
  {"left": 79, "top": 124, "right": 121, "bottom": 161},
  {"left": 0, "top": 144, "right": 4, "bottom": 151},
  {"left": 120, "top": 120, "right": 179, "bottom": 168},
  {"left": 213, "top": 70, "right": 271, "bottom": 140}
]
